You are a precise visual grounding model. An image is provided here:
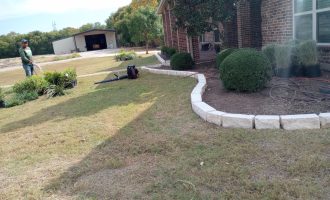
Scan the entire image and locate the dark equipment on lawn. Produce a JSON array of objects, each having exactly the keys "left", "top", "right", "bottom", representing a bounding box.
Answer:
[{"left": 95, "top": 65, "right": 139, "bottom": 84}]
